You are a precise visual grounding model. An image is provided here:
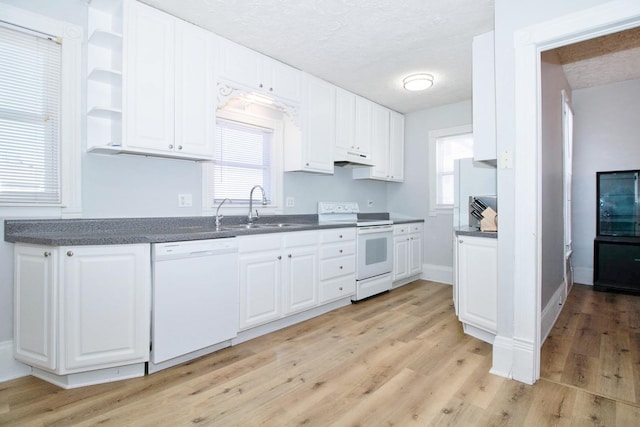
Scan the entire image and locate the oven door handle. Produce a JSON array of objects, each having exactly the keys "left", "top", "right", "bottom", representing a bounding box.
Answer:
[{"left": 357, "top": 225, "right": 394, "bottom": 234}]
